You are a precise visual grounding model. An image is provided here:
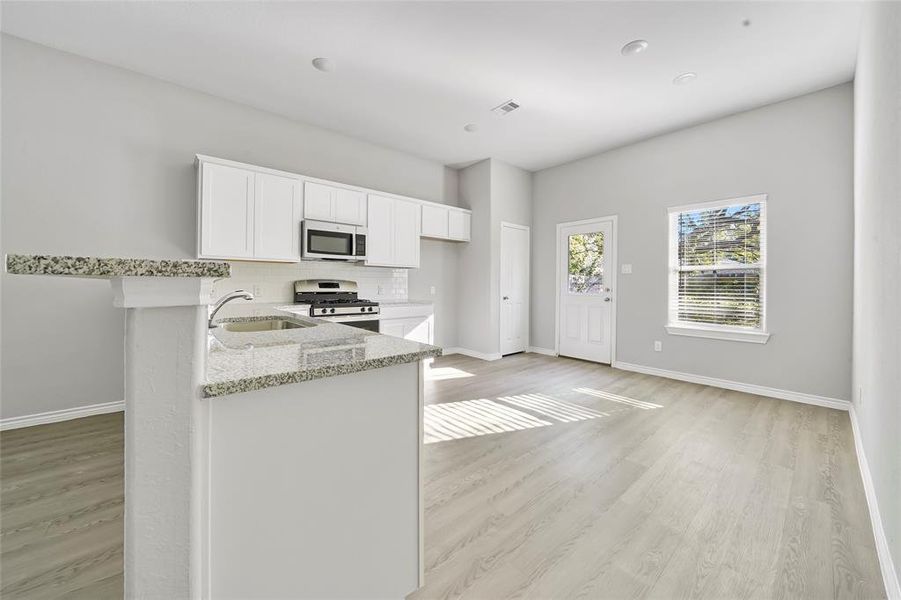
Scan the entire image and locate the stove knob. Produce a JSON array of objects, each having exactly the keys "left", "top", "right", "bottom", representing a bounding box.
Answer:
[
  {"left": 320, "top": 308, "right": 327, "bottom": 315},
  {"left": 360, "top": 307, "right": 366, "bottom": 312},
  {"left": 330, "top": 308, "right": 336, "bottom": 314},
  {"left": 368, "top": 307, "right": 374, "bottom": 312}
]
